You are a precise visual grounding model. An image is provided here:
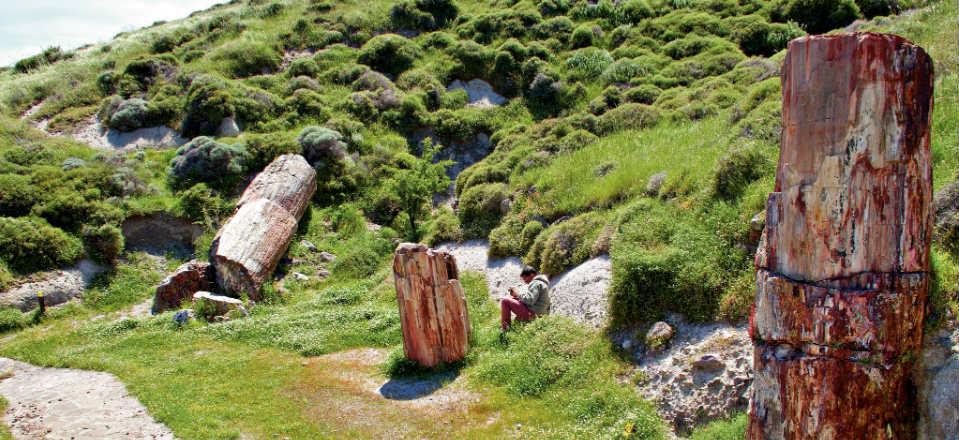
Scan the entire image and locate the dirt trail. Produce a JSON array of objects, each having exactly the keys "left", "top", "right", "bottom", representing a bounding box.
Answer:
[
  {"left": 0, "top": 358, "right": 174, "bottom": 439},
  {"left": 437, "top": 240, "right": 611, "bottom": 327}
]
